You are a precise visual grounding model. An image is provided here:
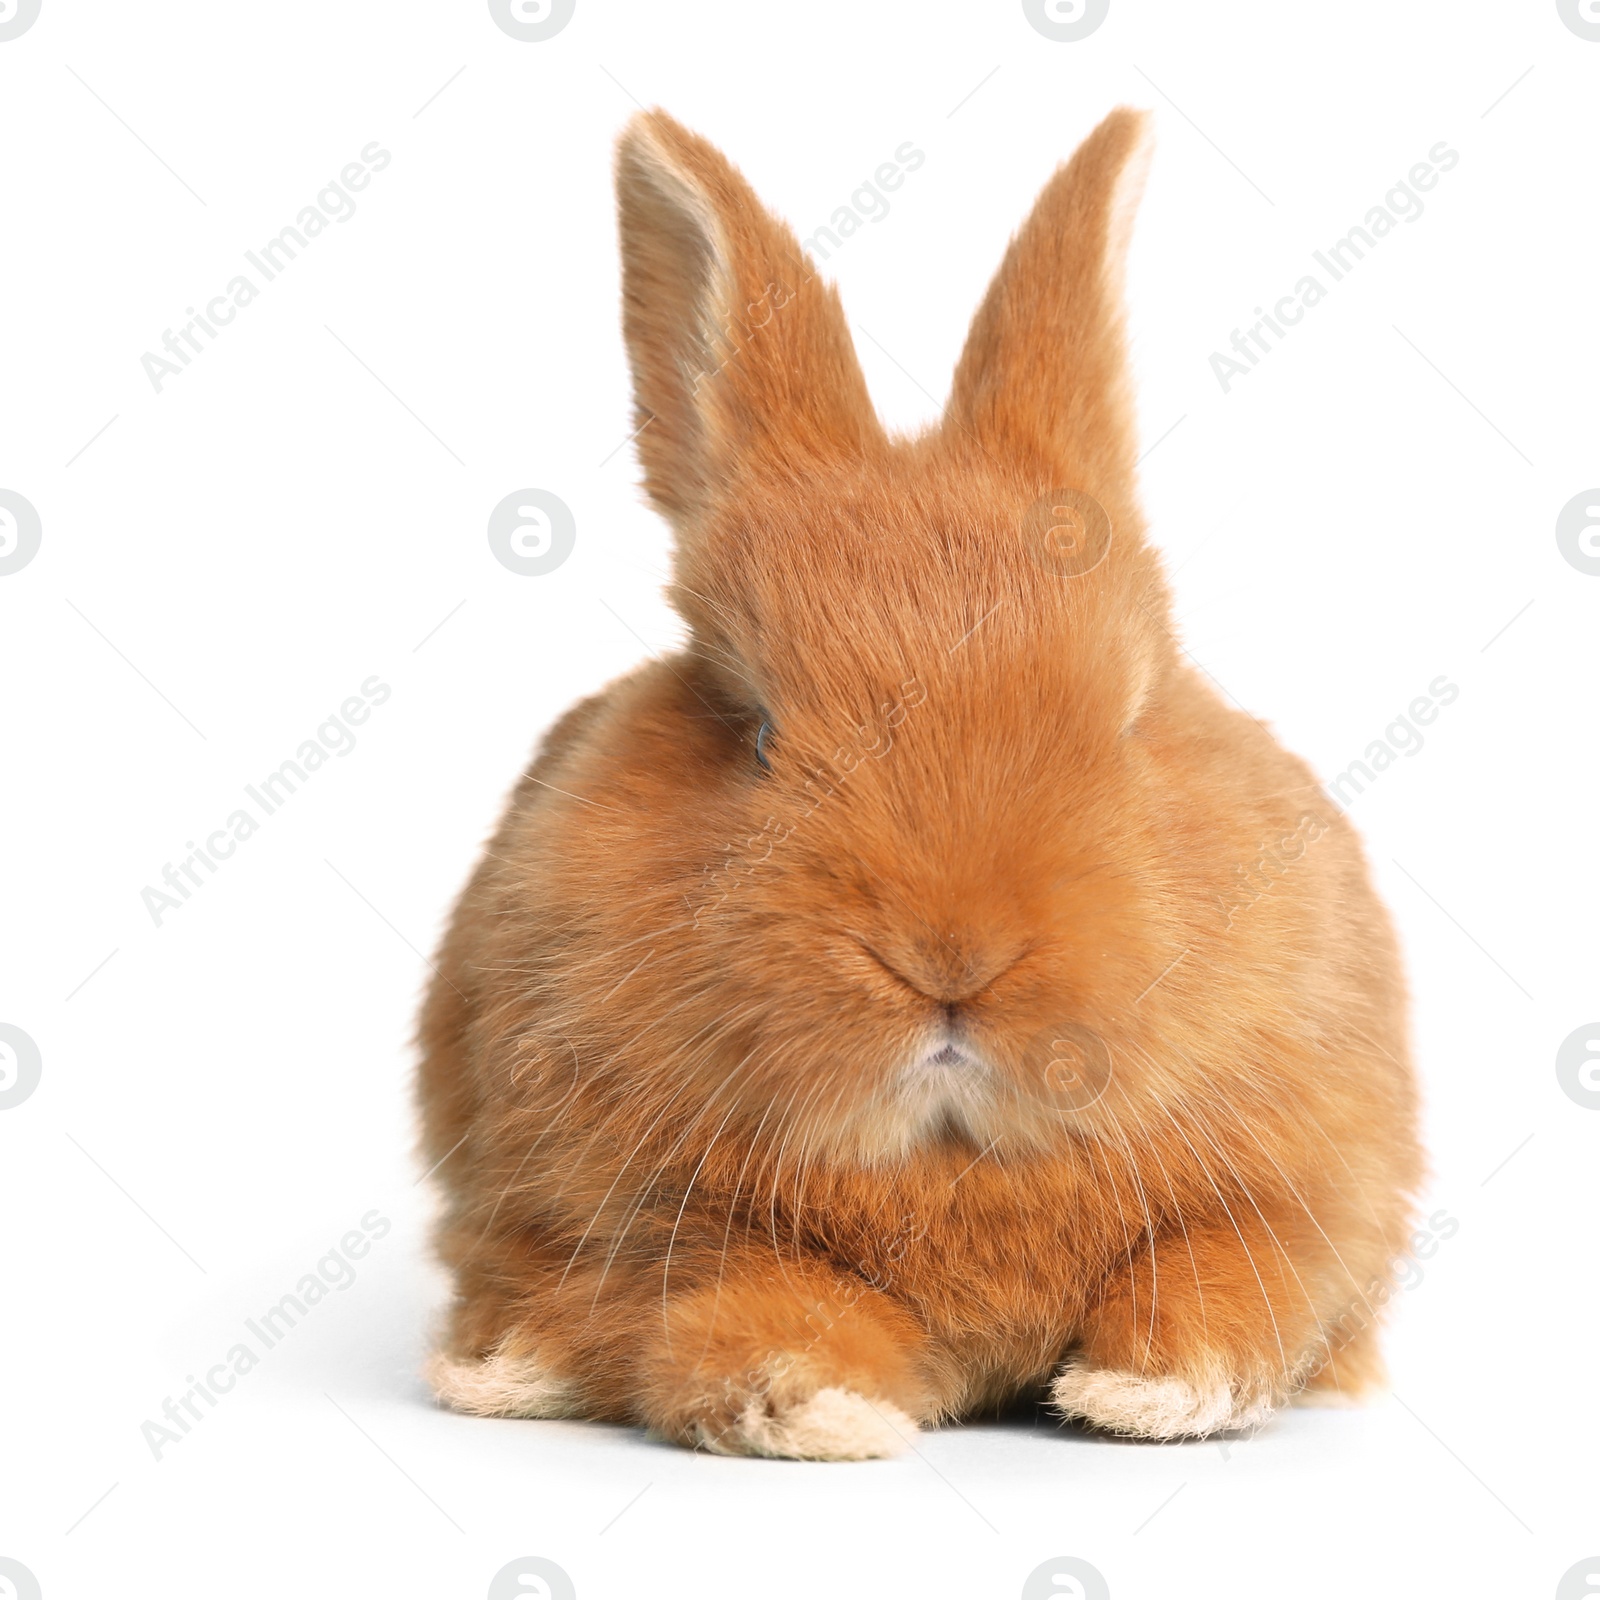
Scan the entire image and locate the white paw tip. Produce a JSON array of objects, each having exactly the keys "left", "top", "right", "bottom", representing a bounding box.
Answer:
[
  {"left": 1051, "top": 1362, "right": 1273, "bottom": 1440},
  {"left": 707, "top": 1387, "right": 916, "bottom": 1461},
  {"left": 426, "top": 1347, "right": 579, "bottom": 1419}
]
